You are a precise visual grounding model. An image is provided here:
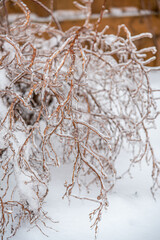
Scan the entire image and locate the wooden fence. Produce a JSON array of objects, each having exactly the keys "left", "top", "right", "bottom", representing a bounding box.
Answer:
[{"left": 5, "top": 0, "right": 160, "bottom": 65}]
